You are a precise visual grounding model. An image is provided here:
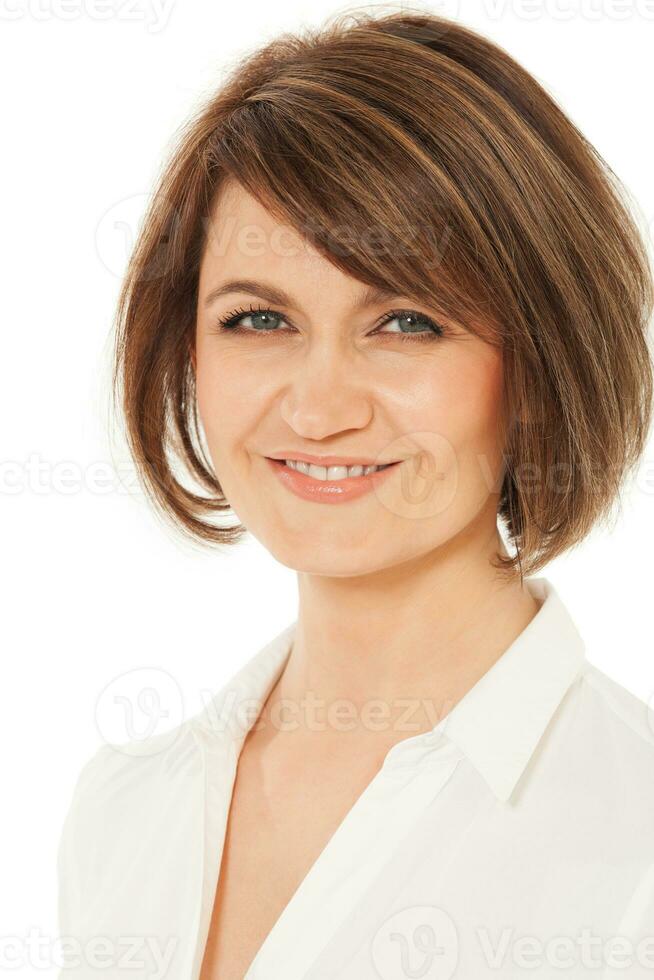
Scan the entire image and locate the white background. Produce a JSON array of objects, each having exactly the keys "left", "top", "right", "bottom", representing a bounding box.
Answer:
[{"left": 1, "top": 1, "right": 653, "bottom": 976}]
